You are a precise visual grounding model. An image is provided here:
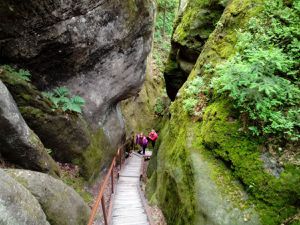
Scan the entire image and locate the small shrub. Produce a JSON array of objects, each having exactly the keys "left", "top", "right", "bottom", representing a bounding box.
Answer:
[
  {"left": 183, "top": 76, "right": 207, "bottom": 116},
  {"left": 43, "top": 87, "right": 85, "bottom": 114},
  {"left": 183, "top": 98, "right": 198, "bottom": 115},
  {"left": 154, "top": 97, "right": 168, "bottom": 116},
  {"left": 154, "top": 98, "right": 164, "bottom": 115}
]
